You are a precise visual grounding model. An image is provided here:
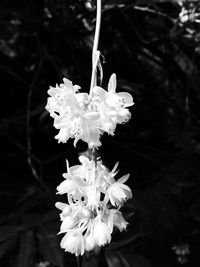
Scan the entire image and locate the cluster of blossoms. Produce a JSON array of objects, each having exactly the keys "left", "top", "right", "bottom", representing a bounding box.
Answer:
[
  {"left": 55, "top": 155, "right": 132, "bottom": 256},
  {"left": 45, "top": 0, "right": 133, "bottom": 258},
  {"left": 46, "top": 71, "right": 133, "bottom": 256},
  {"left": 172, "top": 243, "right": 190, "bottom": 264},
  {"left": 45, "top": 73, "right": 134, "bottom": 148}
]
